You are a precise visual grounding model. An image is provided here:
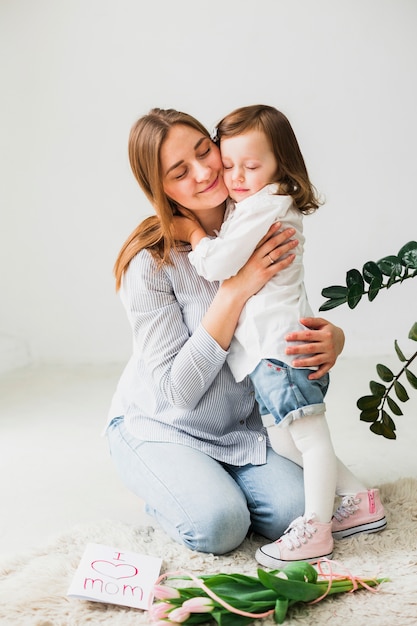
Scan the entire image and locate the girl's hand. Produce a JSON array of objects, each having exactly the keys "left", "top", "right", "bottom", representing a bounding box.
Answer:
[
  {"left": 172, "top": 215, "right": 206, "bottom": 247},
  {"left": 285, "top": 318, "right": 345, "bottom": 379}
]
